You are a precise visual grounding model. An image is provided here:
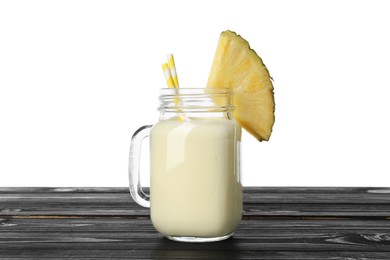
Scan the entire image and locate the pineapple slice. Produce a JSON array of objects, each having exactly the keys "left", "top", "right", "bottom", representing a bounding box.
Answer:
[{"left": 207, "top": 30, "right": 275, "bottom": 141}]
